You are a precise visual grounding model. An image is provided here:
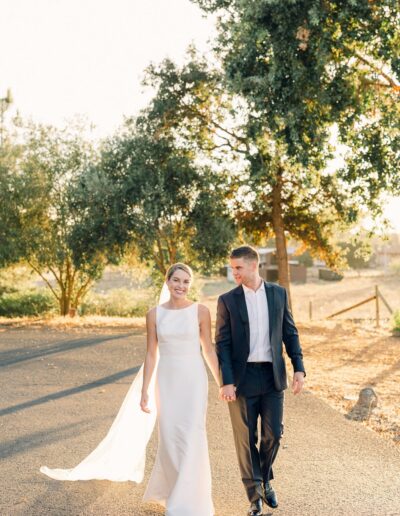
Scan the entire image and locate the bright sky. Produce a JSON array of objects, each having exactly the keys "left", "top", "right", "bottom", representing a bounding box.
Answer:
[
  {"left": 1, "top": 0, "right": 399, "bottom": 231},
  {"left": 0, "top": 0, "right": 216, "bottom": 136}
]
